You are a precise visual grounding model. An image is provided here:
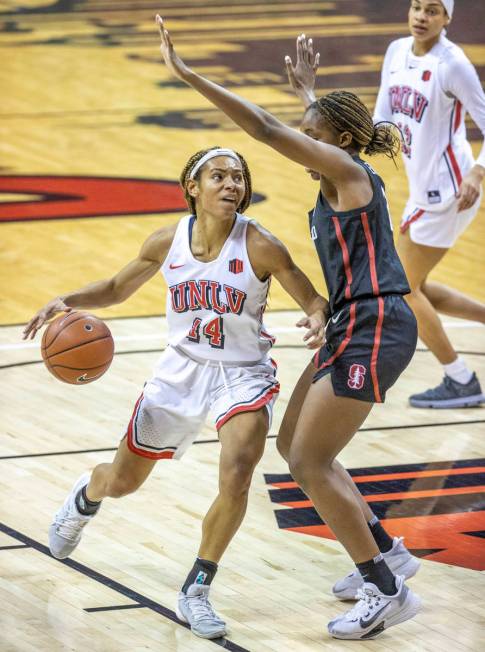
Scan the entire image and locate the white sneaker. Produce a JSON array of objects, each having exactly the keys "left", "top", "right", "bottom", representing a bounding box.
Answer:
[
  {"left": 328, "top": 575, "right": 421, "bottom": 640},
  {"left": 176, "top": 584, "right": 226, "bottom": 639},
  {"left": 332, "top": 537, "right": 420, "bottom": 600},
  {"left": 49, "top": 472, "right": 96, "bottom": 559}
]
